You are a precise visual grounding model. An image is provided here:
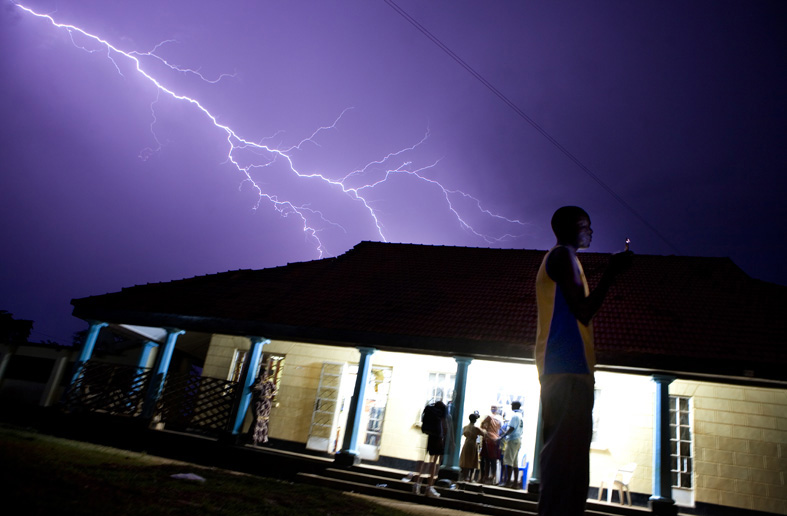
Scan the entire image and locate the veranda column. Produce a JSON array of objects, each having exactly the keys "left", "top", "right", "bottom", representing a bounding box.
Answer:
[
  {"left": 141, "top": 328, "right": 184, "bottom": 419},
  {"left": 231, "top": 336, "right": 268, "bottom": 435},
  {"left": 0, "top": 345, "right": 15, "bottom": 387},
  {"left": 136, "top": 341, "right": 159, "bottom": 374},
  {"left": 527, "top": 399, "right": 544, "bottom": 493},
  {"left": 69, "top": 321, "right": 107, "bottom": 387},
  {"left": 39, "top": 349, "right": 71, "bottom": 407},
  {"left": 444, "top": 356, "right": 472, "bottom": 471},
  {"left": 335, "top": 346, "right": 376, "bottom": 467},
  {"left": 650, "top": 374, "right": 677, "bottom": 516}
]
